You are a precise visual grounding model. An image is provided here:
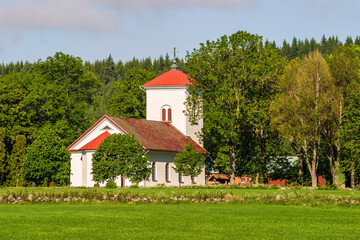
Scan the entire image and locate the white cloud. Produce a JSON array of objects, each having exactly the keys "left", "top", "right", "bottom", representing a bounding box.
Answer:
[{"left": 0, "top": 0, "right": 115, "bottom": 32}]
